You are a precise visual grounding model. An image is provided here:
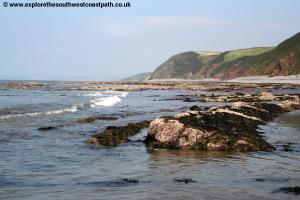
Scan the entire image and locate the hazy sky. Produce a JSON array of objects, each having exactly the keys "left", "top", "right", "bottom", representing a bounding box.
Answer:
[{"left": 1, "top": 0, "right": 300, "bottom": 80}]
